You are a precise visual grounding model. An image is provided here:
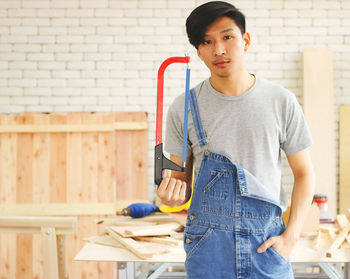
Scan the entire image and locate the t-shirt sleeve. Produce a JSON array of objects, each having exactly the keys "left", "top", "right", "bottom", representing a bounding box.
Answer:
[
  {"left": 281, "top": 94, "right": 314, "bottom": 155},
  {"left": 164, "top": 99, "right": 192, "bottom": 157}
]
